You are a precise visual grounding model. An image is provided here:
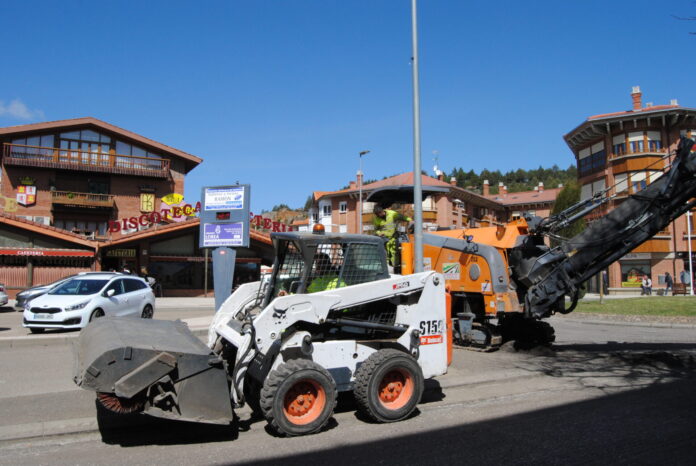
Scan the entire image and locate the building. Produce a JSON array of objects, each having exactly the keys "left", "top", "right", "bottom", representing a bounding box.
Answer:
[
  {"left": 564, "top": 87, "right": 696, "bottom": 292},
  {"left": 0, "top": 118, "right": 272, "bottom": 297},
  {"left": 310, "top": 171, "right": 558, "bottom": 233}
]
